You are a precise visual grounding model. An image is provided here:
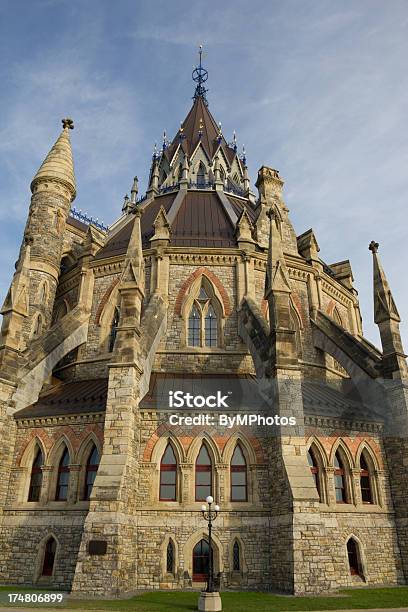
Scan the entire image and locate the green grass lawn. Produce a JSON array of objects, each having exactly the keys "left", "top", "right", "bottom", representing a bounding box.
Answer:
[{"left": 0, "top": 586, "right": 408, "bottom": 611}]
